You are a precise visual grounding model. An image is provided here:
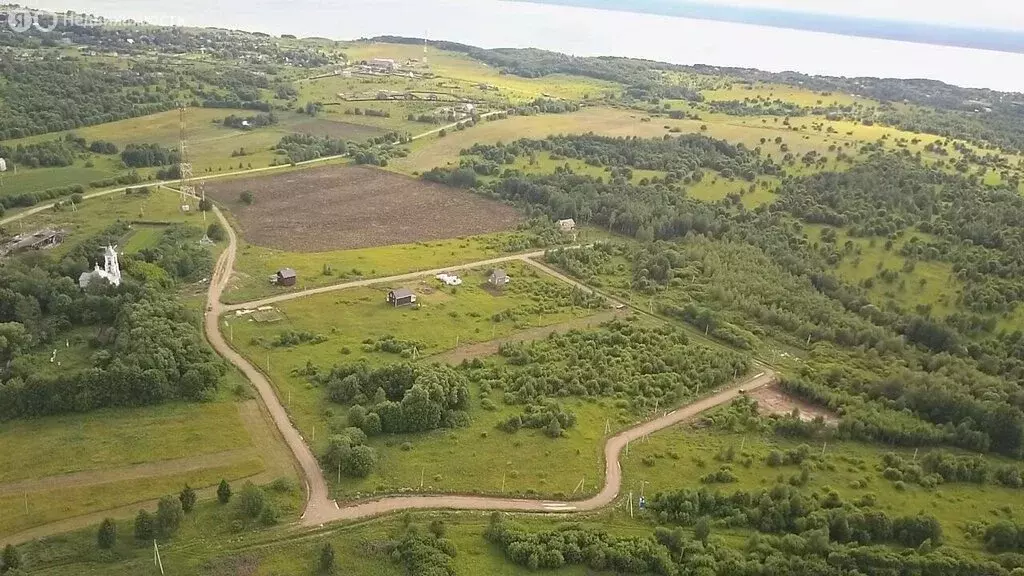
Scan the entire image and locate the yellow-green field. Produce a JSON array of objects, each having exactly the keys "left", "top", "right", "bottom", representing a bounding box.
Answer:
[{"left": 805, "top": 223, "right": 959, "bottom": 317}]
